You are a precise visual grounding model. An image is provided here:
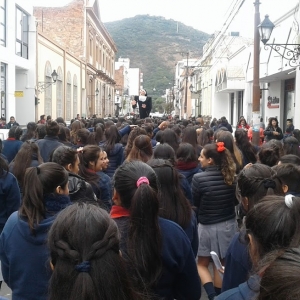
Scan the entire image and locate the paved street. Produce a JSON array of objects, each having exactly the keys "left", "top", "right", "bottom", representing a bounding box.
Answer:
[{"left": 0, "top": 283, "right": 11, "bottom": 300}]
